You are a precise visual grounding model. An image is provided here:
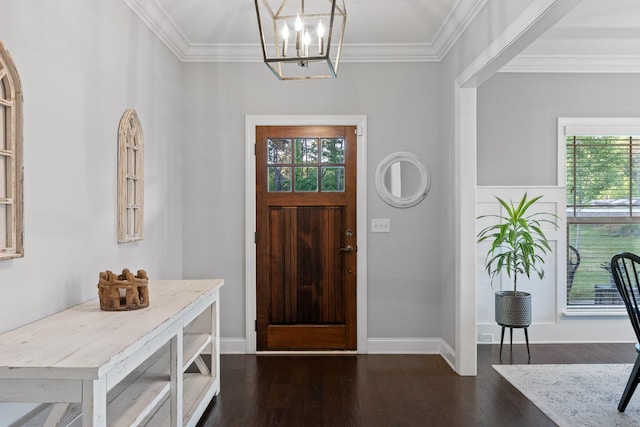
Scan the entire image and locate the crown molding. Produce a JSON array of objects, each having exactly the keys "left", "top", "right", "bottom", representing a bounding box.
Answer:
[
  {"left": 501, "top": 54, "right": 640, "bottom": 73},
  {"left": 432, "top": 0, "right": 488, "bottom": 60},
  {"left": 124, "top": 0, "right": 487, "bottom": 63},
  {"left": 123, "top": 1, "right": 640, "bottom": 72},
  {"left": 122, "top": 0, "right": 190, "bottom": 61},
  {"left": 177, "top": 43, "right": 444, "bottom": 63},
  {"left": 343, "top": 44, "right": 439, "bottom": 63}
]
